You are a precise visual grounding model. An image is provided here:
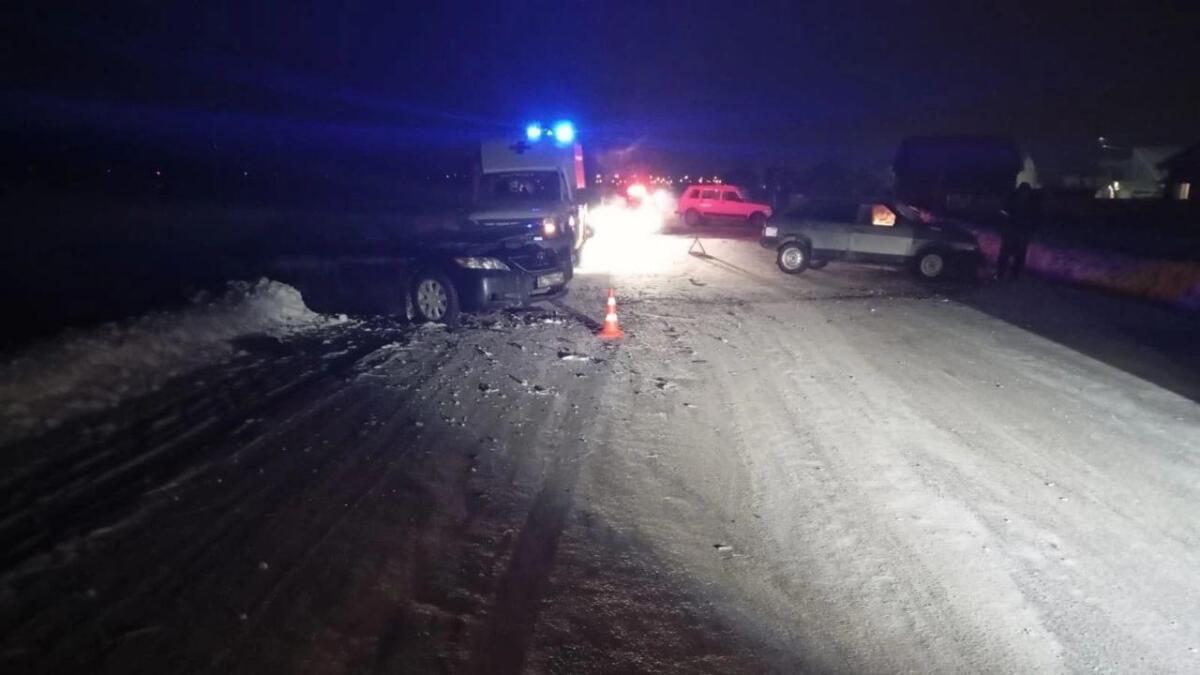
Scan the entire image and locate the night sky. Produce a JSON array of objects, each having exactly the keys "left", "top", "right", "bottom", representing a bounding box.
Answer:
[{"left": 4, "top": 1, "right": 1199, "bottom": 174}]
